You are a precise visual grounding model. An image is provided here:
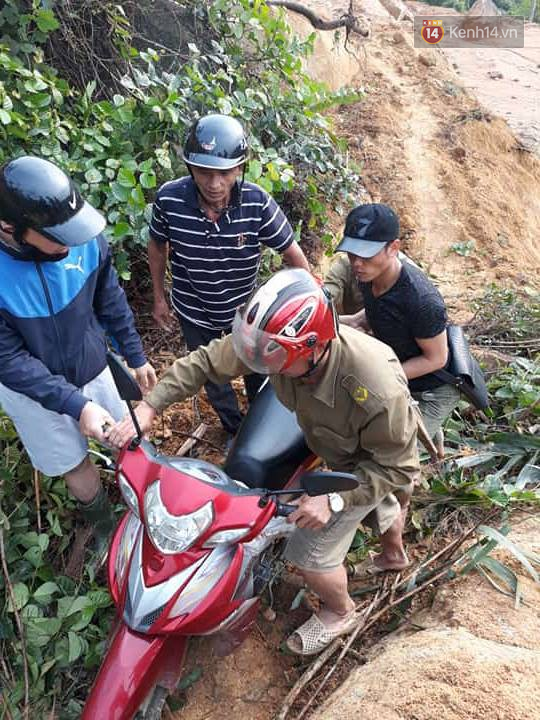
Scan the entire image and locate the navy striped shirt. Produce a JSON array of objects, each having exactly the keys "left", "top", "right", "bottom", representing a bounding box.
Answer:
[{"left": 150, "top": 177, "right": 294, "bottom": 329}]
